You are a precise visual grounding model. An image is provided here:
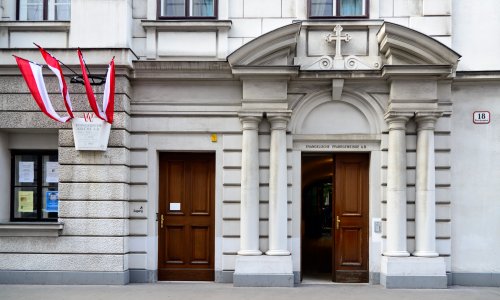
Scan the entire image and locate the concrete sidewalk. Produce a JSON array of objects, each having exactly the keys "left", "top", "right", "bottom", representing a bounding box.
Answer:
[{"left": 1, "top": 282, "right": 499, "bottom": 300}]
